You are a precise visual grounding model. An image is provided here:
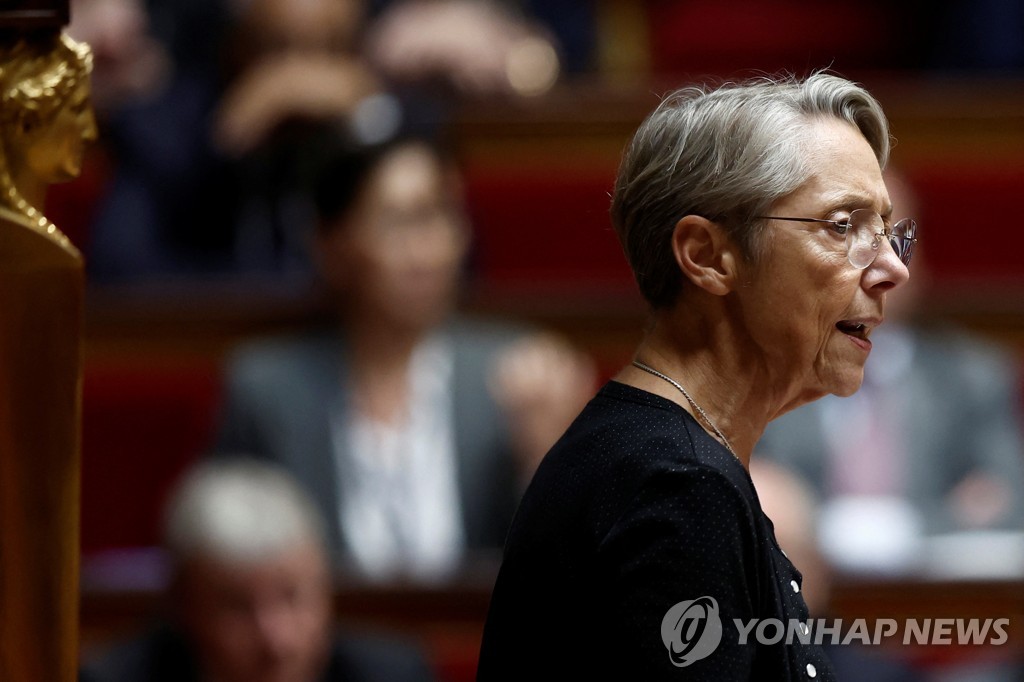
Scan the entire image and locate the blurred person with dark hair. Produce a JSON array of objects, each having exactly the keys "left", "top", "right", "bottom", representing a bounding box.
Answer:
[
  {"left": 81, "top": 458, "right": 435, "bottom": 682},
  {"left": 217, "top": 132, "right": 594, "bottom": 583}
]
